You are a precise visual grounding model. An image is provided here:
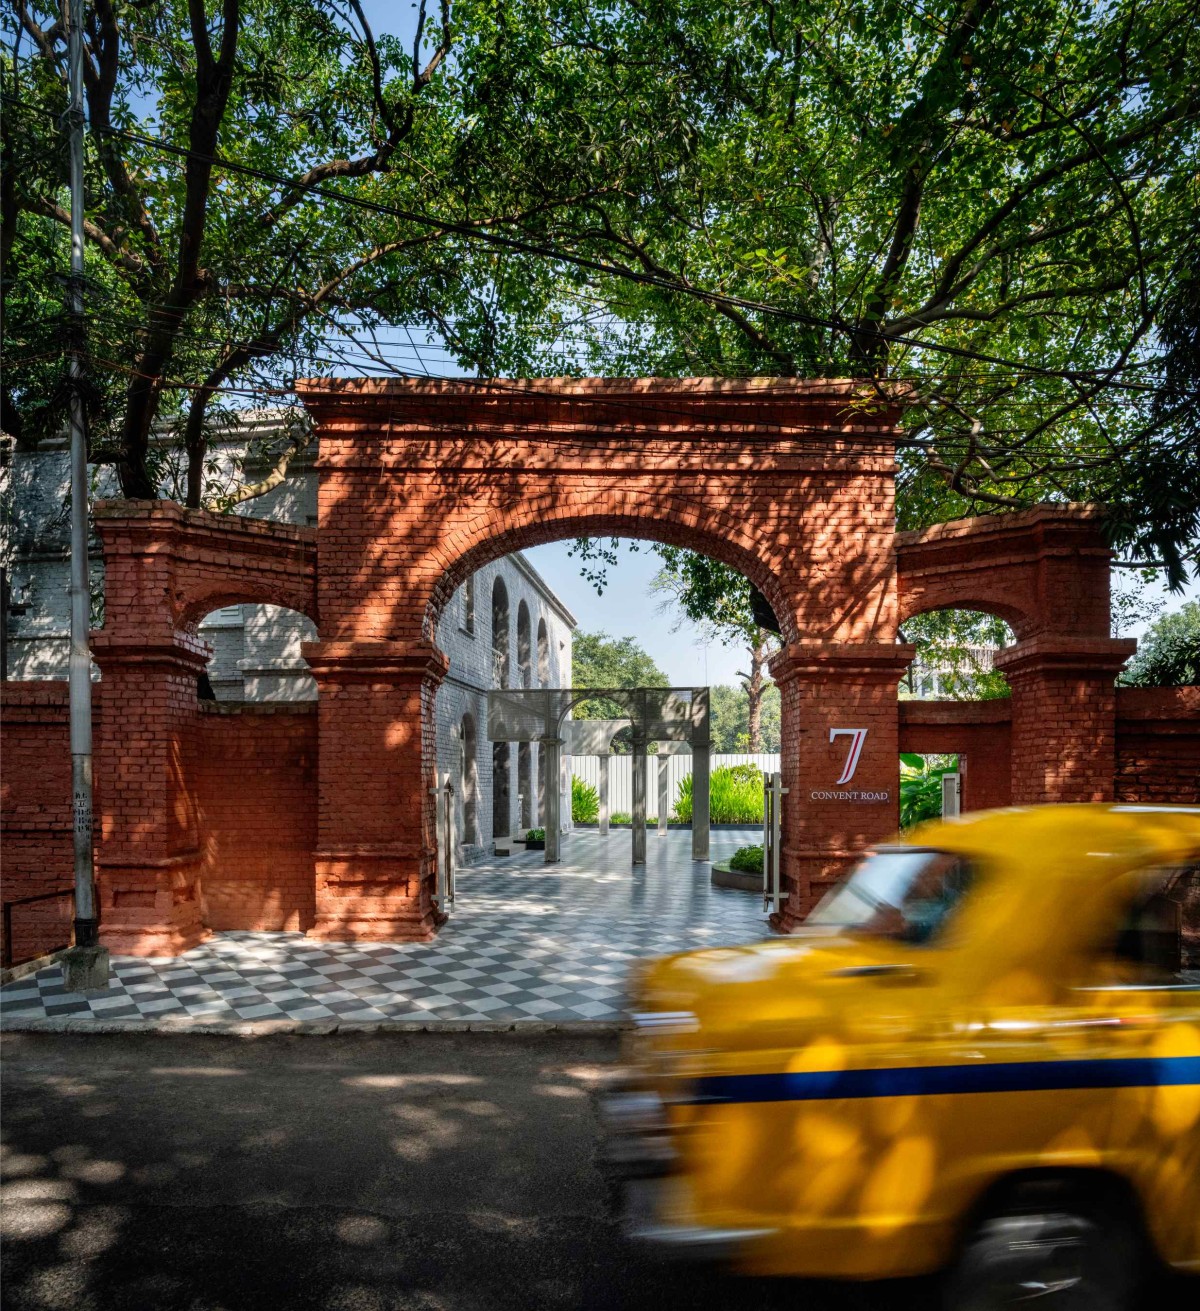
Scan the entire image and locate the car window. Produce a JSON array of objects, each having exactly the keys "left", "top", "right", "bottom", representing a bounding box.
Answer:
[
  {"left": 1102, "top": 864, "right": 1200, "bottom": 988},
  {"left": 808, "top": 848, "right": 975, "bottom": 946}
]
